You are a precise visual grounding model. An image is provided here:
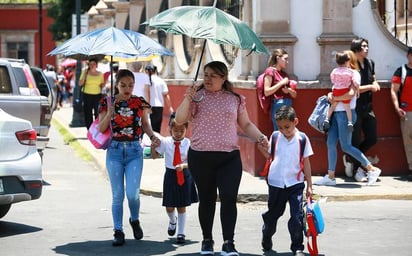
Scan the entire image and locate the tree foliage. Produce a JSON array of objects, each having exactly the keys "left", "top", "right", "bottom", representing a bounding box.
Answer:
[{"left": 47, "top": 0, "right": 97, "bottom": 41}]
